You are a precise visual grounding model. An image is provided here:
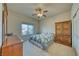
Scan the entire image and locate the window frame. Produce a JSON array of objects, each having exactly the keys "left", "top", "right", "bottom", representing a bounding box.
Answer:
[{"left": 21, "top": 23, "right": 35, "bottom": 36}]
